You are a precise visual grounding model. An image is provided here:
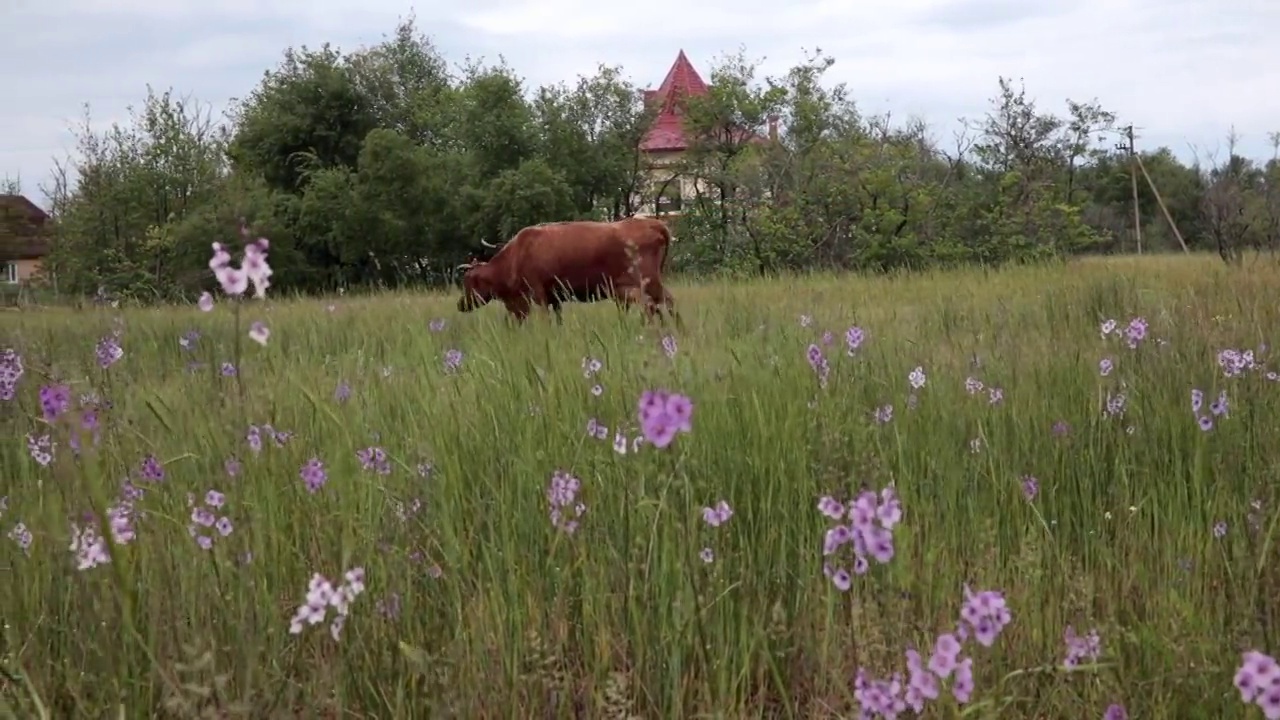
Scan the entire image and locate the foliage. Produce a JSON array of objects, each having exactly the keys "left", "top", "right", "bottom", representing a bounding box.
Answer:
[{"left": 18, "top": 19, "right": 1280, "bottom": 300}]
